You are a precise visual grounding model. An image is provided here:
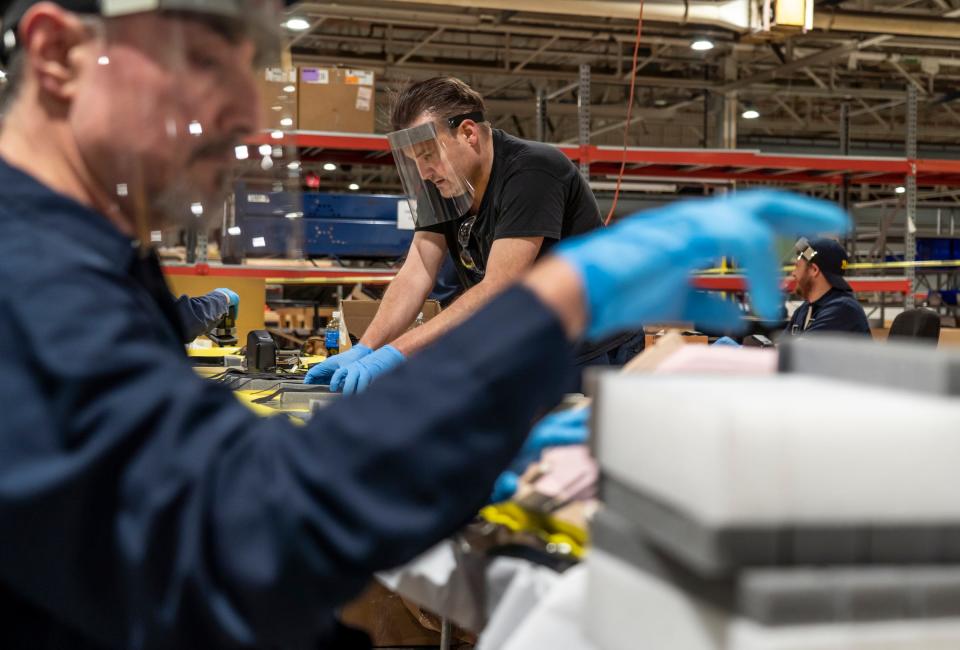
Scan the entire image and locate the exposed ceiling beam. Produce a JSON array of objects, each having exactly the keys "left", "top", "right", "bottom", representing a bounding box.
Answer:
[
  {"left": 773, "top": 96, "right": 805, "bottom": 127},
  {"left": 394, "top": 26, "right": 445, "bottom": 65},
  {"left": 888, "top": 60, "right": 928, "bottom": 96},
  {"left": 293, "top": 51, "right": 909, "bottom": 101},
  {"left": 716, "top": 35, "right": 893, "bottom": 94},
  {"left": 855, "top": 97, "right": 890, "bottom": 130}
]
